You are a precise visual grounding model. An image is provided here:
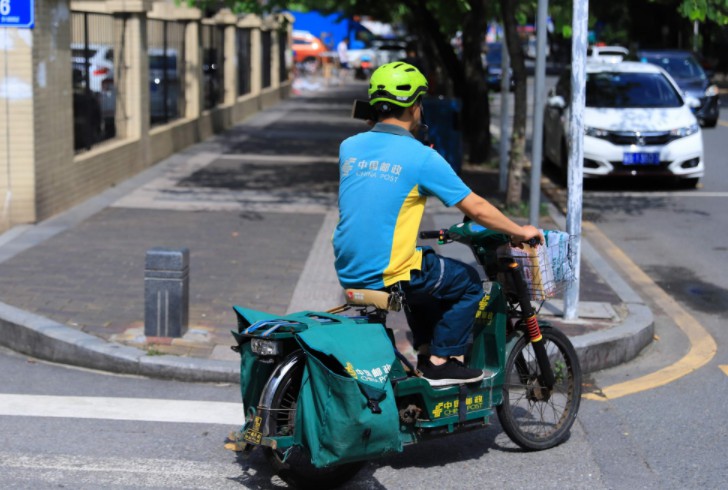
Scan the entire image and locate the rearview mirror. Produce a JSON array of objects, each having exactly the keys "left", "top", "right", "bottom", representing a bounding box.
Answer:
[{"left": 547, "top": 95, "right": 566, "bottom": 109}]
